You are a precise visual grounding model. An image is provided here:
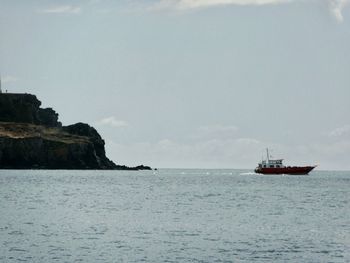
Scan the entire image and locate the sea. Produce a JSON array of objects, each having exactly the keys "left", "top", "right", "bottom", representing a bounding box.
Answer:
[{"left": 0, "top": 169, "right": 349, "bottom": 263}]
